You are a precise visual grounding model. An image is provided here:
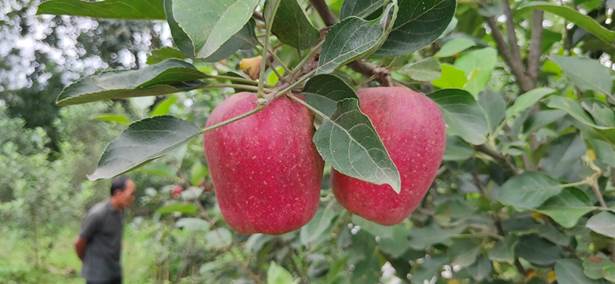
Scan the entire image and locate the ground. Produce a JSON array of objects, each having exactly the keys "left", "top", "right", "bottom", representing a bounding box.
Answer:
[{"left": 0, "top": 224, "right": 158, "bottom": 284}]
